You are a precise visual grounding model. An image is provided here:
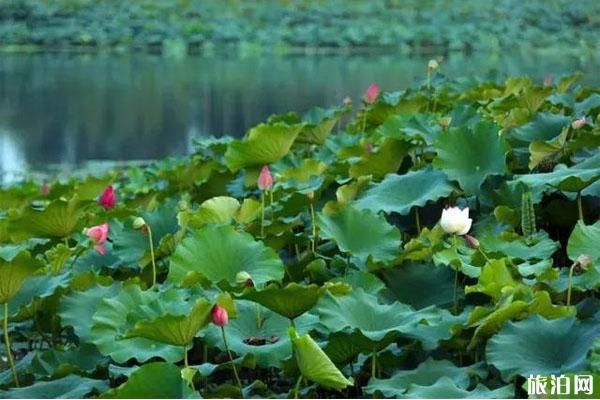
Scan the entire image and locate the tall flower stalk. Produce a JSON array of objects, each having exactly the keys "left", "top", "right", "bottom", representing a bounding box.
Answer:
[
  {"left": 258, "top": 166, "right": 273, "bottom": 239},
  {"left": 134, "top": 218, "right": 157, "bottom": 287},
  {"left": 212, "top": 305, "right": 243, "bottom": 396},
  {"left": 3, "top": 302, "right": 19, "bottom": 387}
]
